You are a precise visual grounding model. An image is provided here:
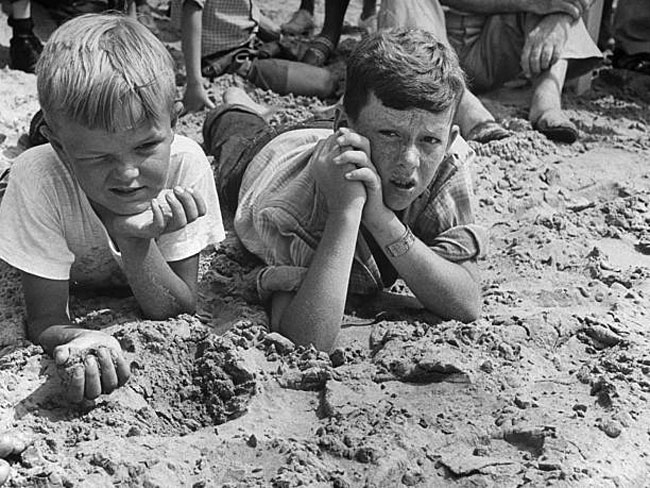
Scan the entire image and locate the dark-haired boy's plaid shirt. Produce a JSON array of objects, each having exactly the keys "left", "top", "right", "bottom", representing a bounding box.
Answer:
[{"left": 234, "top": 128, "right": 487, "bottom": 302}]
